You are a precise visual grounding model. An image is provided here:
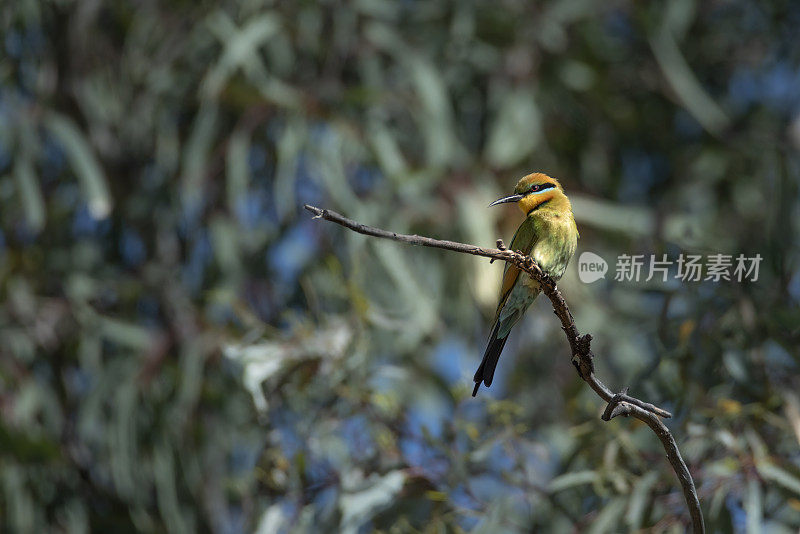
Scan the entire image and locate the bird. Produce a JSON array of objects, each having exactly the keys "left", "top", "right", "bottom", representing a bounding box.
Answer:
[{"left": 472, "top": 172, "right": 579, "bottom": 396}]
